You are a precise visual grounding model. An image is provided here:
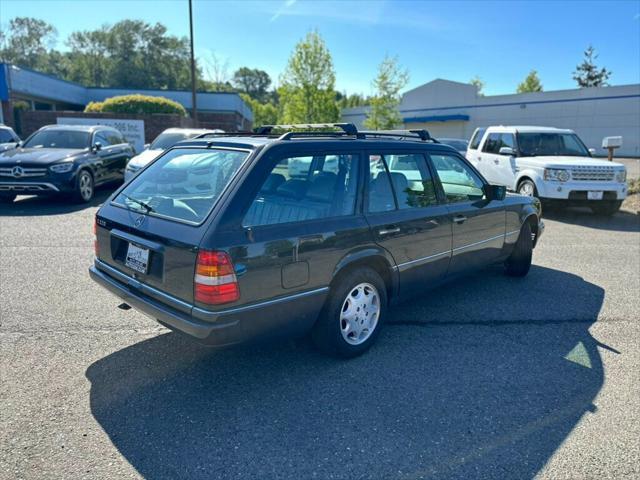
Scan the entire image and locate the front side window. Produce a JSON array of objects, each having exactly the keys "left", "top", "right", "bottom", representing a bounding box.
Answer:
[
  {"left": 500, "top": 133, "right": 516, "bottom": 151},
  {"left": 0, "top": 130, "right": 14, "bottom": 143},
  {"left": 384, "top": 153, "right": 438, "bottom": 209},
  {"left": 517, "top": 132, "right": 590, "bottom": 157},
  {"left": 114, "top": 148, "right": 248, "bottom": 224},
  {"left": 243, "top": 153, "right": 359, "bottom": 227},
  {"left": 23, "top": 130, "right": 90, "bottom": 149},
  {"left": 106, "top": 130, "right": 125, "bottom": 145},
  {"left": 94, "top": 133, "right": 112, "bottom": 147},
  {"left": 430, "top": 154, "right": 485, "bottom": 203}
]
